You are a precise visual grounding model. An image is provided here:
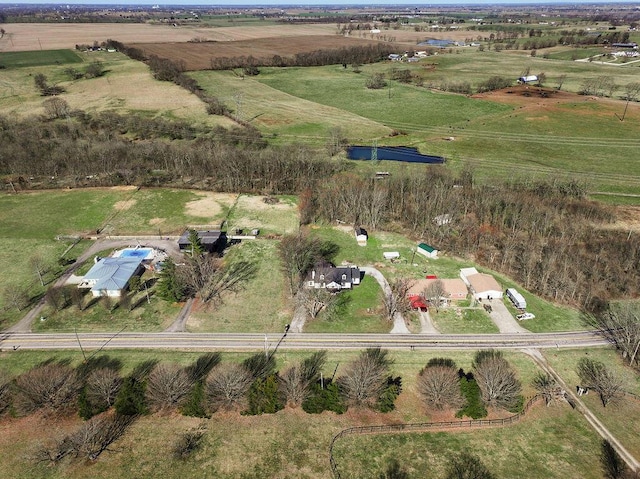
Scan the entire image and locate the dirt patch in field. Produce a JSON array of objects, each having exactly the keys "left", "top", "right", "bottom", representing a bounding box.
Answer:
[
  {"left": 472, "top": 84, "right": 579, "bottom": 107},
  {"left": 114, "top": 199, "right": 136, "bottom": 210},
  {"left": 130, "top": 35, "right": 393, "bottom": 71},
  {"left": 240, "top": 195, "right": 295, "bottom": 211},
  {"left": 185, "top": 192, "right": 237, "bottom": 219}
]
